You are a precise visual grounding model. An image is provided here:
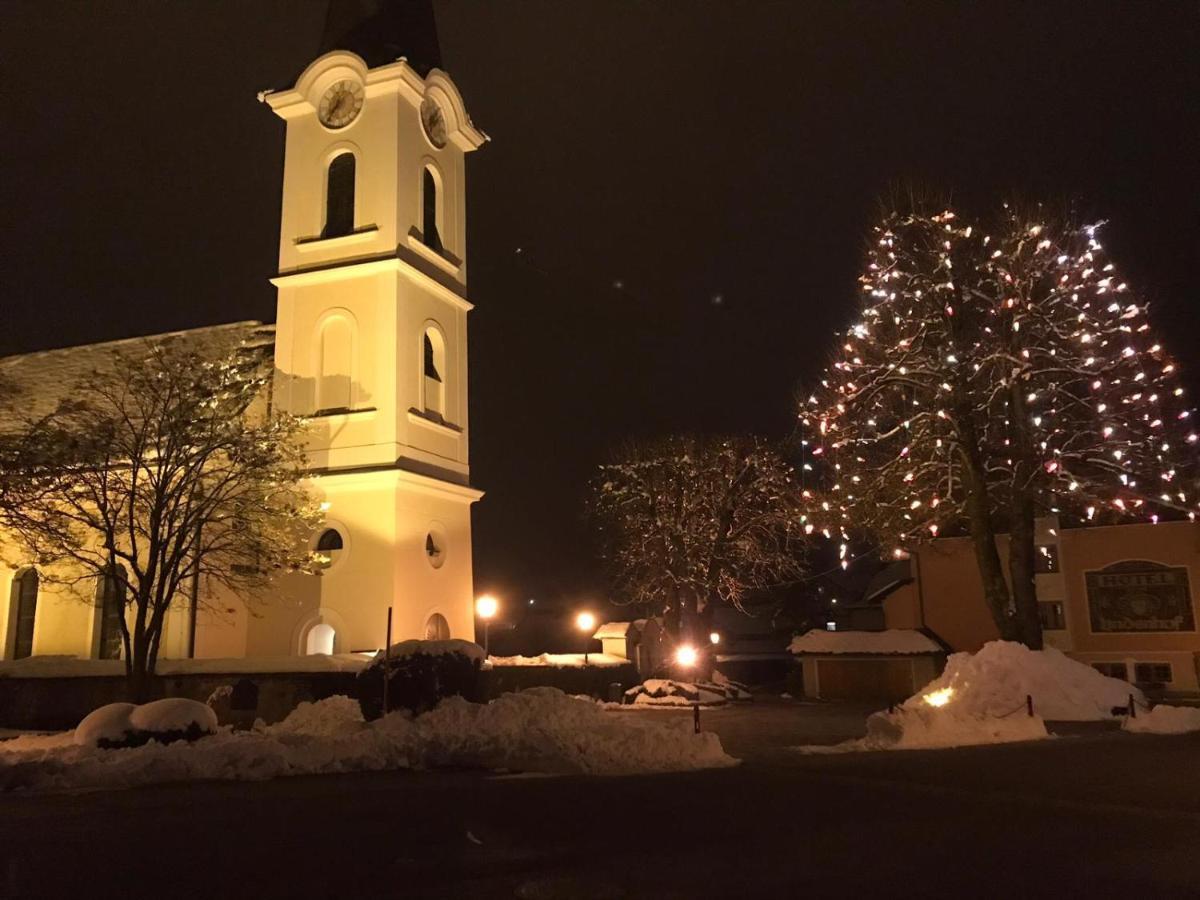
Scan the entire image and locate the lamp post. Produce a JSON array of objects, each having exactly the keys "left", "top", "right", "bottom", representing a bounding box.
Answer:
[
  {"left": 675, "top": 643, "right": 700, "bottom": 732},
  {"left": 576, "top": 611, "right": 596, "bottom": 665},
  {"left": 476, "top": 594, "right": 499, "bottom": 657}
]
